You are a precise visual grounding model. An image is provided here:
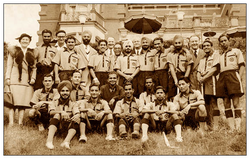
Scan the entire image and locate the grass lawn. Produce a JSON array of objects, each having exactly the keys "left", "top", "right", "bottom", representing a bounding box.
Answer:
[{"left": 3, "top": 108, "right": 246, "bottom": 155}]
